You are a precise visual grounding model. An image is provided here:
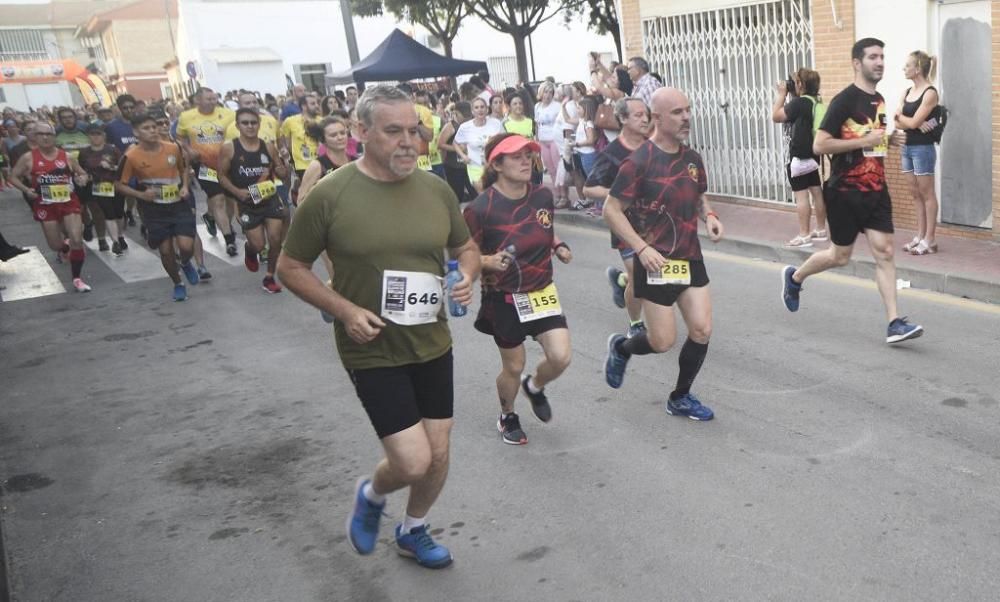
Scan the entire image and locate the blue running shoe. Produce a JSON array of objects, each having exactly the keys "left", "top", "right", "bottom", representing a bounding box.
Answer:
[
  {"left": 346, "top": 478, "right": 384, "bottom": 555},
  {"left": 627, "top": 321, "right": 646, "bottom": 339},
  {"left": 781, "top": 265, "right": 801, "bottom": 312},
  {"left": 886, "top": 316, "right": 923, "bottom": 344},
  {"left": 604, "top": 334, "right": 629, "bottom": 389},
  {"left": 181, "top": 261, "right": 200, "bottom": 285},
  {"left": 666, "top": 393, "right": 714, "bottom": 421},
  {"left": 395, "top": 524, "right": 453, "bottom": 569},
  {"left": 173, "top": 283, "right": 187, "bottom": 302},
  {"left": 605, "top": 266, "right": 626, "bottom": 308}
]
